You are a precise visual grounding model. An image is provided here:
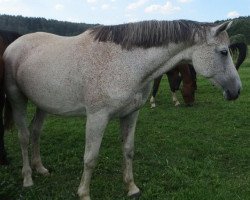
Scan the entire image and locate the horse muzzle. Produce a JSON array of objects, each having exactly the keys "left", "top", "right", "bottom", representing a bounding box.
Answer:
[{"left": 223, "top": 88, "right": 241, "bottom": 101}]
